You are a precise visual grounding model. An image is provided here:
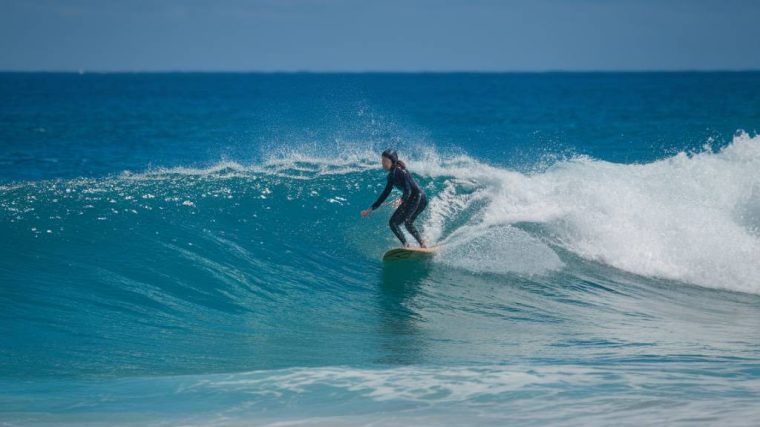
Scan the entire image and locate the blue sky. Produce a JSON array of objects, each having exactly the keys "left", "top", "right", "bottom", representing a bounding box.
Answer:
[{"left": 1, "top": 0, "right": 759, "bottom": 71}]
